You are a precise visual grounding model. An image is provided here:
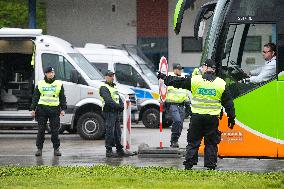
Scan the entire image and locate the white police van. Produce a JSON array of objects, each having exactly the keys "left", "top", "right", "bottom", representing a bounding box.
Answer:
[
  {"left": 0, "top": 28, "right": 138, "bottom": 139},
  {"left": 77, "top": 44, "right": 172, "bottom": 128}
]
